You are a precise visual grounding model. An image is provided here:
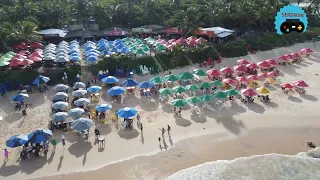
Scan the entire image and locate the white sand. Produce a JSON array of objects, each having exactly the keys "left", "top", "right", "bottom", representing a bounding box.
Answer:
[{"left": 0, "top": 42, "right": 320, "bottom": 180}]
